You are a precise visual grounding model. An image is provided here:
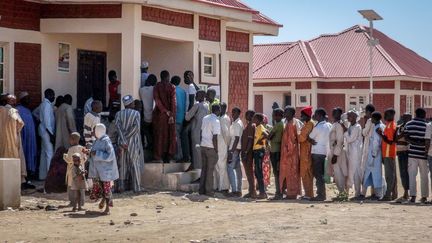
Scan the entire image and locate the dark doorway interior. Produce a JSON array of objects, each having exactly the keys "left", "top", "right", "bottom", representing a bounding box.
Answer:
[{"left": 77, "top": 50, "right": 107, "bottom": 109}]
